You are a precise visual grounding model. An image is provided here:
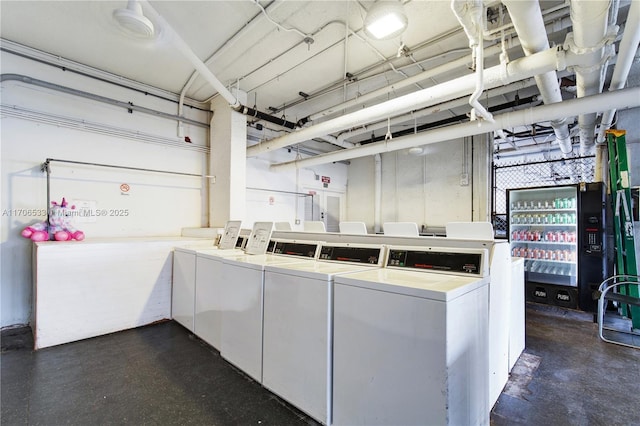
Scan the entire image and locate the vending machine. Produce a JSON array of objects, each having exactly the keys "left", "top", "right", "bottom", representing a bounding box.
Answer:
[{"left": 507, "top": 182, "right": 612, "bottom": 311}]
